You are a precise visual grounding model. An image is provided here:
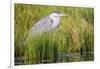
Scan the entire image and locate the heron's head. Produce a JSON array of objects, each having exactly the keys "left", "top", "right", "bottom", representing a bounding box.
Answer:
[
  {"left": 49, "top": 11, "right": 68, "bottom": 19},
  {"left": 50, "top": 11, "right": 68, "bottom": 17}
]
